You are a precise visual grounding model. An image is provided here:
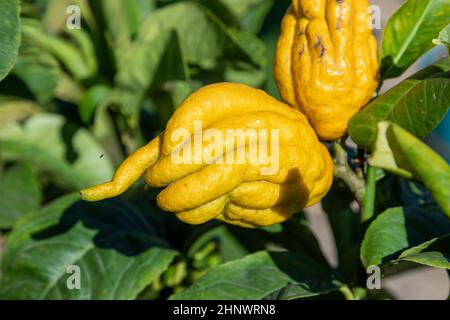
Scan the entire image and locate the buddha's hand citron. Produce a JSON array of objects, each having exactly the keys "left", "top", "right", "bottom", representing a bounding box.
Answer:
[
  {"left": 275, "top": 0, "right": 379, "bottom": 140},
  {"left": 80, "top": 83, "right": 333, "bottom": 228}
]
